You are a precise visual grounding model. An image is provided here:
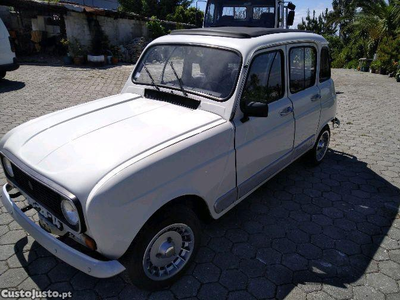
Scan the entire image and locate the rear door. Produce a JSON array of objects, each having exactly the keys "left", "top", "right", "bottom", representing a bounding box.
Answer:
[
  {"left": 318, "top": 46, "right": 337, "bottom": 130},
  {"left": 287, "top": 44, "right": 321, "bottom": 158}
]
